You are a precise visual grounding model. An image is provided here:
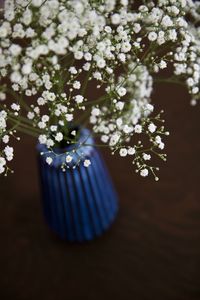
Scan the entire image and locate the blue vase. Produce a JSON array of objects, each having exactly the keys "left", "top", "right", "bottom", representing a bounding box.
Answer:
[{"left": 37, "top": 128, "right": 118, "bottom": 242}]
